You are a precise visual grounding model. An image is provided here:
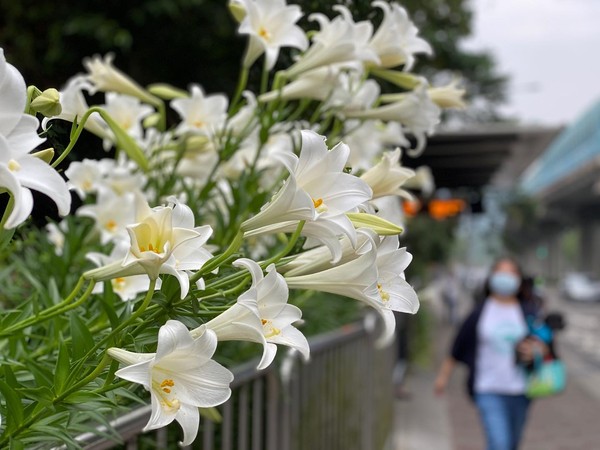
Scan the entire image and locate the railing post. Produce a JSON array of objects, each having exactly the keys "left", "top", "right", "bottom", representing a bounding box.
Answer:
[
  {"left": 362, "top": 324, "right": 375, "bottom": 450},
  {"left": 266, "top": 369, "right": 280, "bottom": 450}
]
